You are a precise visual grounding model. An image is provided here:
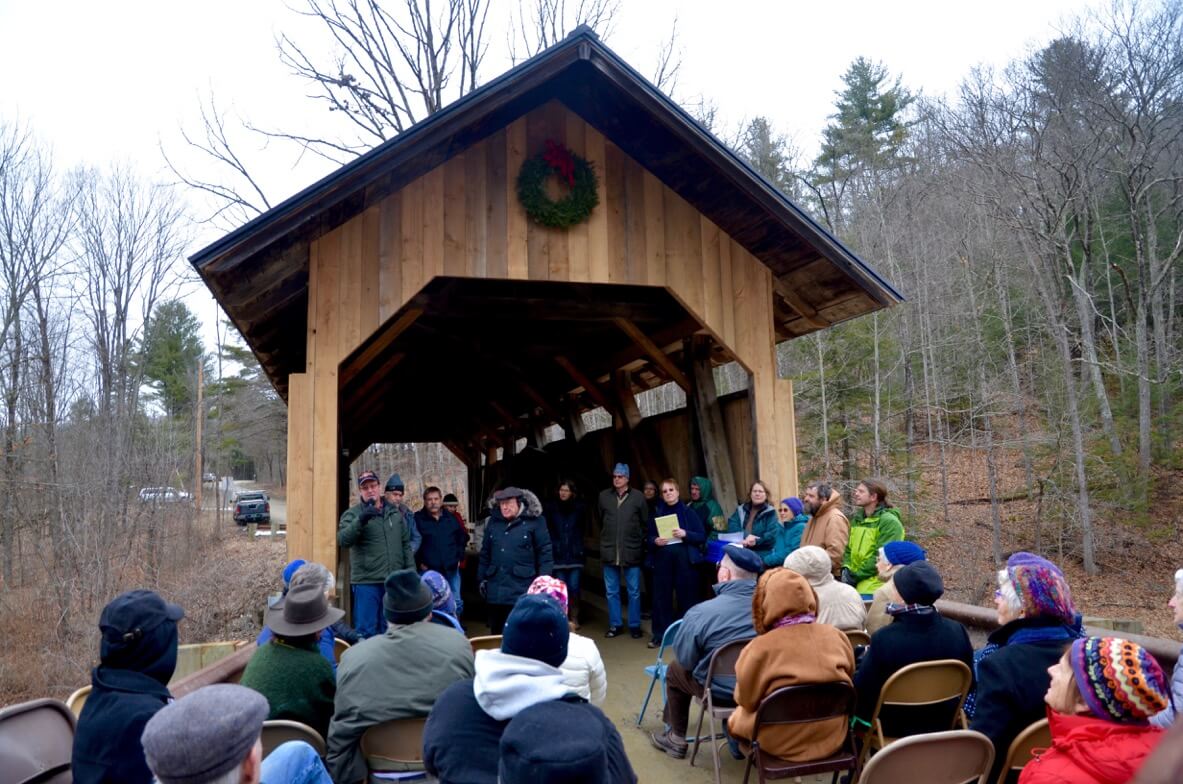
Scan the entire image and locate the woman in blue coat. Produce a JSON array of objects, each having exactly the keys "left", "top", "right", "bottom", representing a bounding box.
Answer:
[
  {"left": 646, "top": 478, "right": 705, "bottom": 647},
  {"left": 728, "top": 480, "right": 785, "bottom": 568}
]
